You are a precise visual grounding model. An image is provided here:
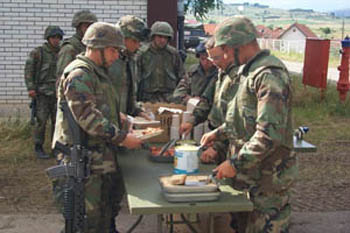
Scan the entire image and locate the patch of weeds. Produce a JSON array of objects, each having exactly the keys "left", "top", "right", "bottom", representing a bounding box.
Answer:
[{"left": 0, "top": 118, "right": 32, "bottom": 141}]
